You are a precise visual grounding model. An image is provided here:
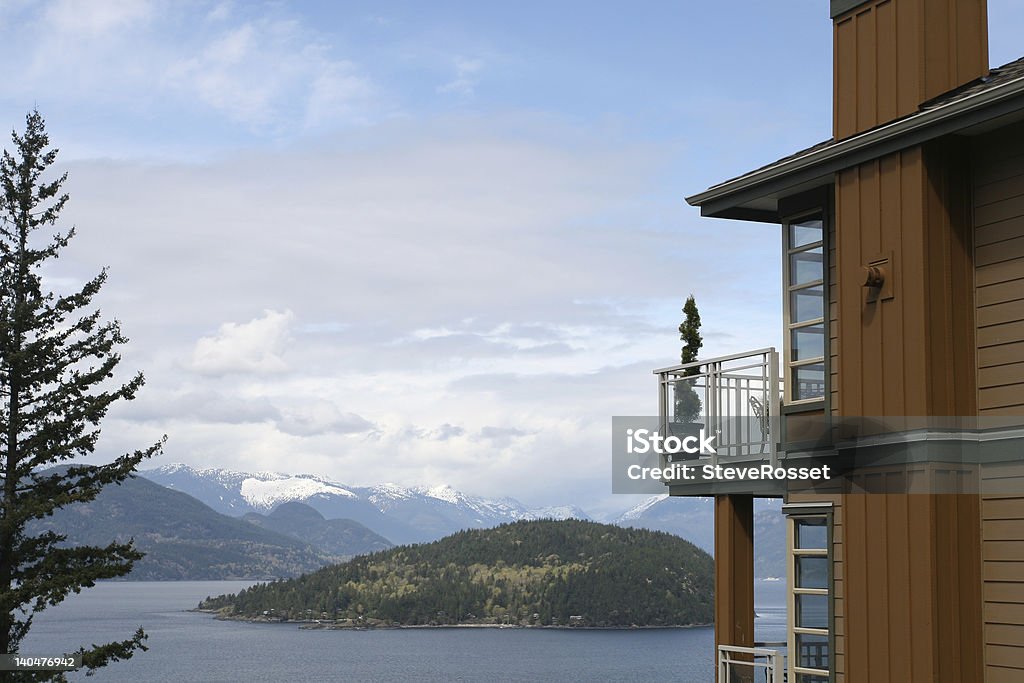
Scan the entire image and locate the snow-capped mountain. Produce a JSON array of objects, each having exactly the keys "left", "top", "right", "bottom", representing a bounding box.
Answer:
[
  {"left": 240, "top": 476, "right": 357, "bottom": 509},
  {"left": 521, "top": 505, "right": 591, "bottom": 521},
  {"left": 616, "top": 493, "right": 670, "bottom": 522},
  {"left": 143, "top": 464, "right": 590, "bottom": 546},
  {"left": 613, "top": 495, "right": 715, "bottom": 551},
  {"left": 142, "top": 465, "right": 783, "bottom": 576}
]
